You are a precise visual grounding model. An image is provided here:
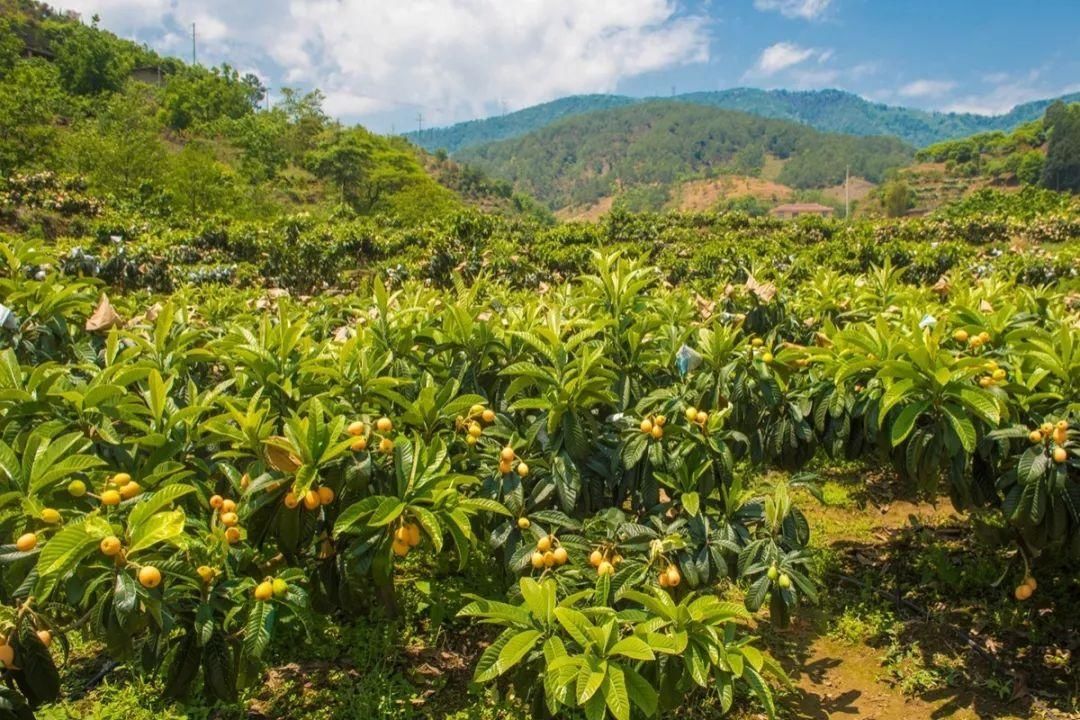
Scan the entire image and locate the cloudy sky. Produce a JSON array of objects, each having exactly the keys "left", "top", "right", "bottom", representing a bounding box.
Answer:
[{"left": 56, "top": 0, "right": 1080, "bottom": 133}]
